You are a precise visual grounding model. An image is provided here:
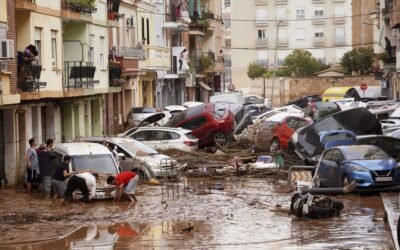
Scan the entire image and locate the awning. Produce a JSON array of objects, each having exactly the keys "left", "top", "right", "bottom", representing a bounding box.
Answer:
[{"left": 198, "top": 81, "right": 211, "bottom": 91}]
